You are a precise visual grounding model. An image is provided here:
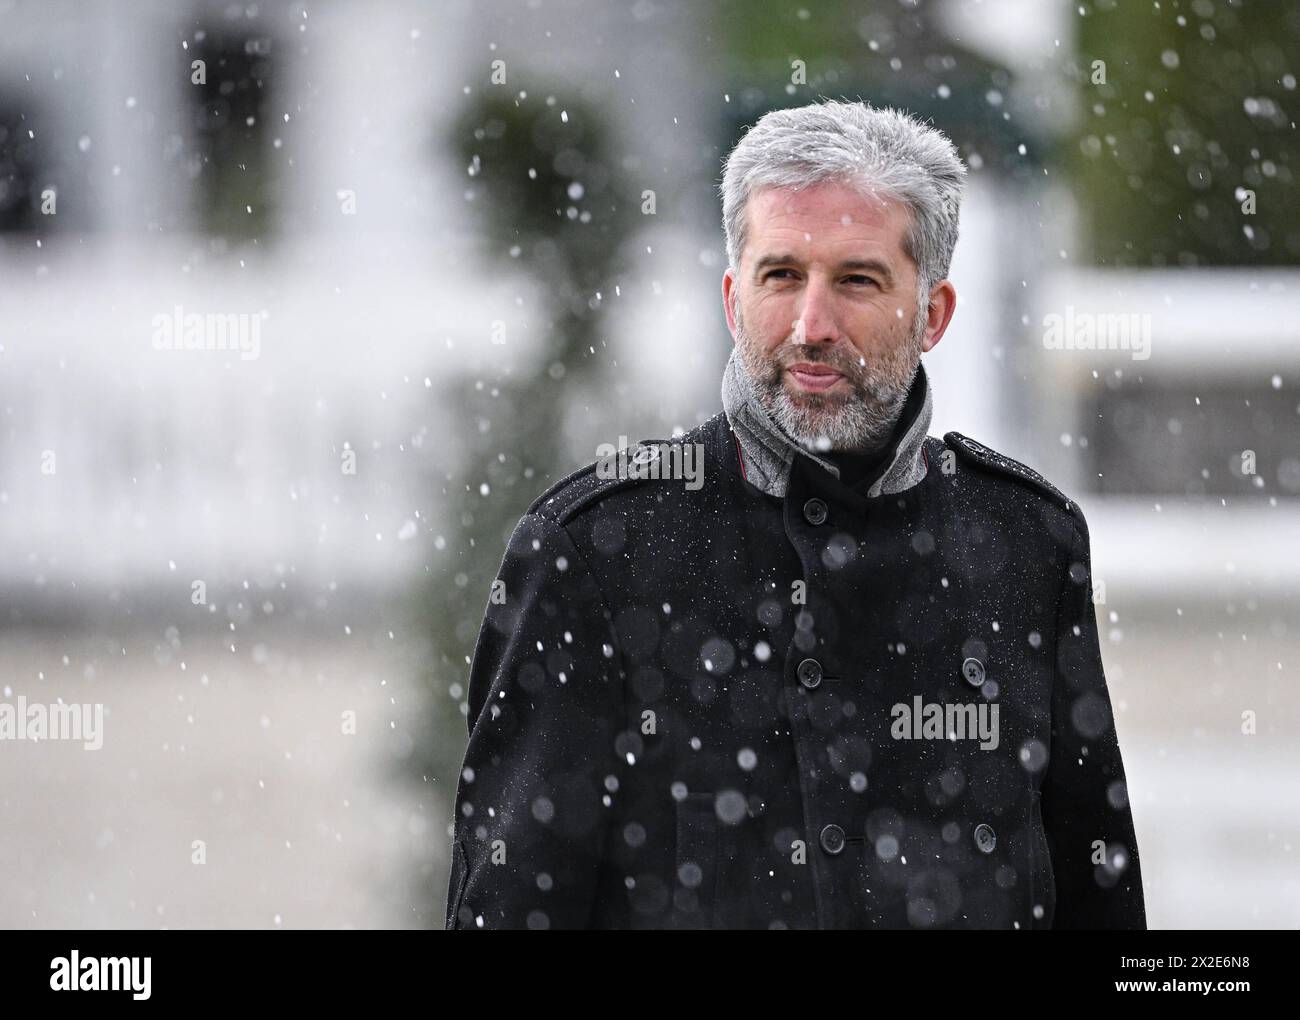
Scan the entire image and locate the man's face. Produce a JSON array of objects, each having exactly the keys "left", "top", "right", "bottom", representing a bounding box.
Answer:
[{"left": 723, "top": 179, "right": 945, "bottom": 452}]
